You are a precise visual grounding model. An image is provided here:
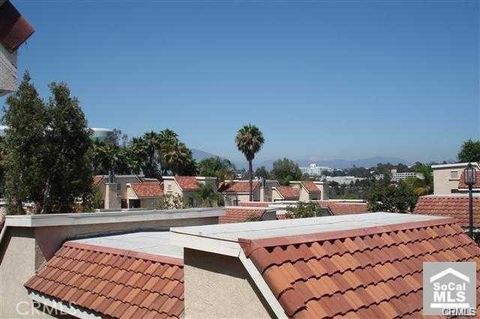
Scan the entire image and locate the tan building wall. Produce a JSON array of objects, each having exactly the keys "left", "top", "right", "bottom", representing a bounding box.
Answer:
[
  {"left": 184, "top": 248, "right": 274, "bottom": 319},
  {"left": 271, "top": 188, "right": 284, "bottom": 202},
  {"left": 431, "top": 163, "right": 480, "bottom": 195},
  {"left": 0, "top": 210, "right": 221, "bottom": 318}
]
